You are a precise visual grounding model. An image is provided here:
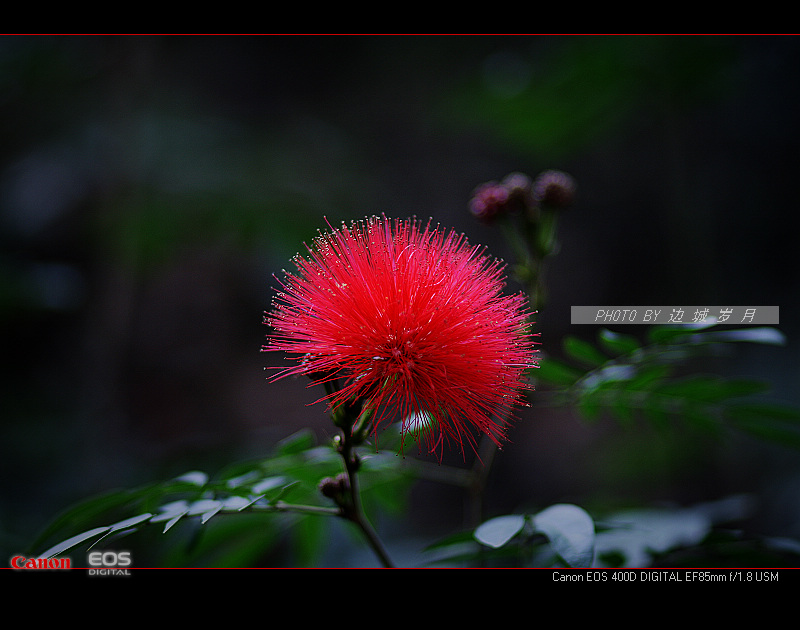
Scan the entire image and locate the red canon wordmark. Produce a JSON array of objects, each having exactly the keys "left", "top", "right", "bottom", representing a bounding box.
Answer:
[{"left": 10, "top": 556, "right": 71, "bottom": 570}]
